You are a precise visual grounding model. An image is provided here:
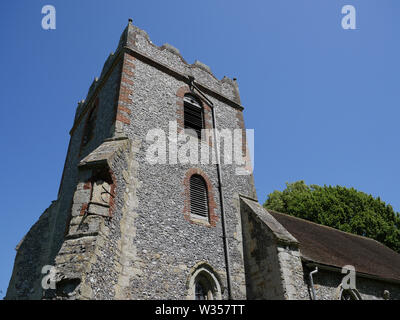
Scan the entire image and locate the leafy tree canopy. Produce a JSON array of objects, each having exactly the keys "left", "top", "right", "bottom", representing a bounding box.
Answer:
[{"left": 263, "top": 181, "right": 400, "bottom": 252}]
